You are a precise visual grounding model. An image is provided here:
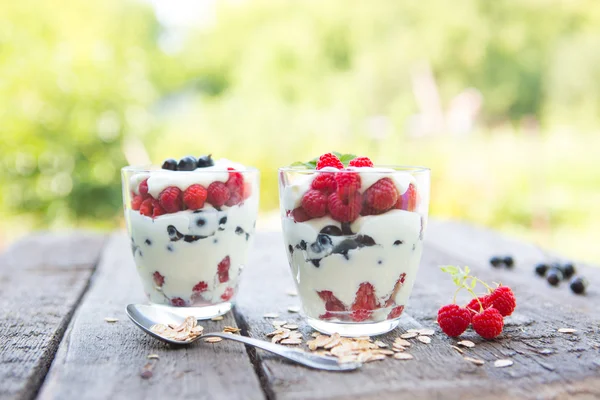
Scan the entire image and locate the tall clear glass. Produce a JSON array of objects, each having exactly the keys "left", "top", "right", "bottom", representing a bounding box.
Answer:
[
  {"left": 278, "top": 166, "right": 430, "bottom": 336},
  {"left": 122, "top": 165, "right": 259, "bottom": 318}
]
